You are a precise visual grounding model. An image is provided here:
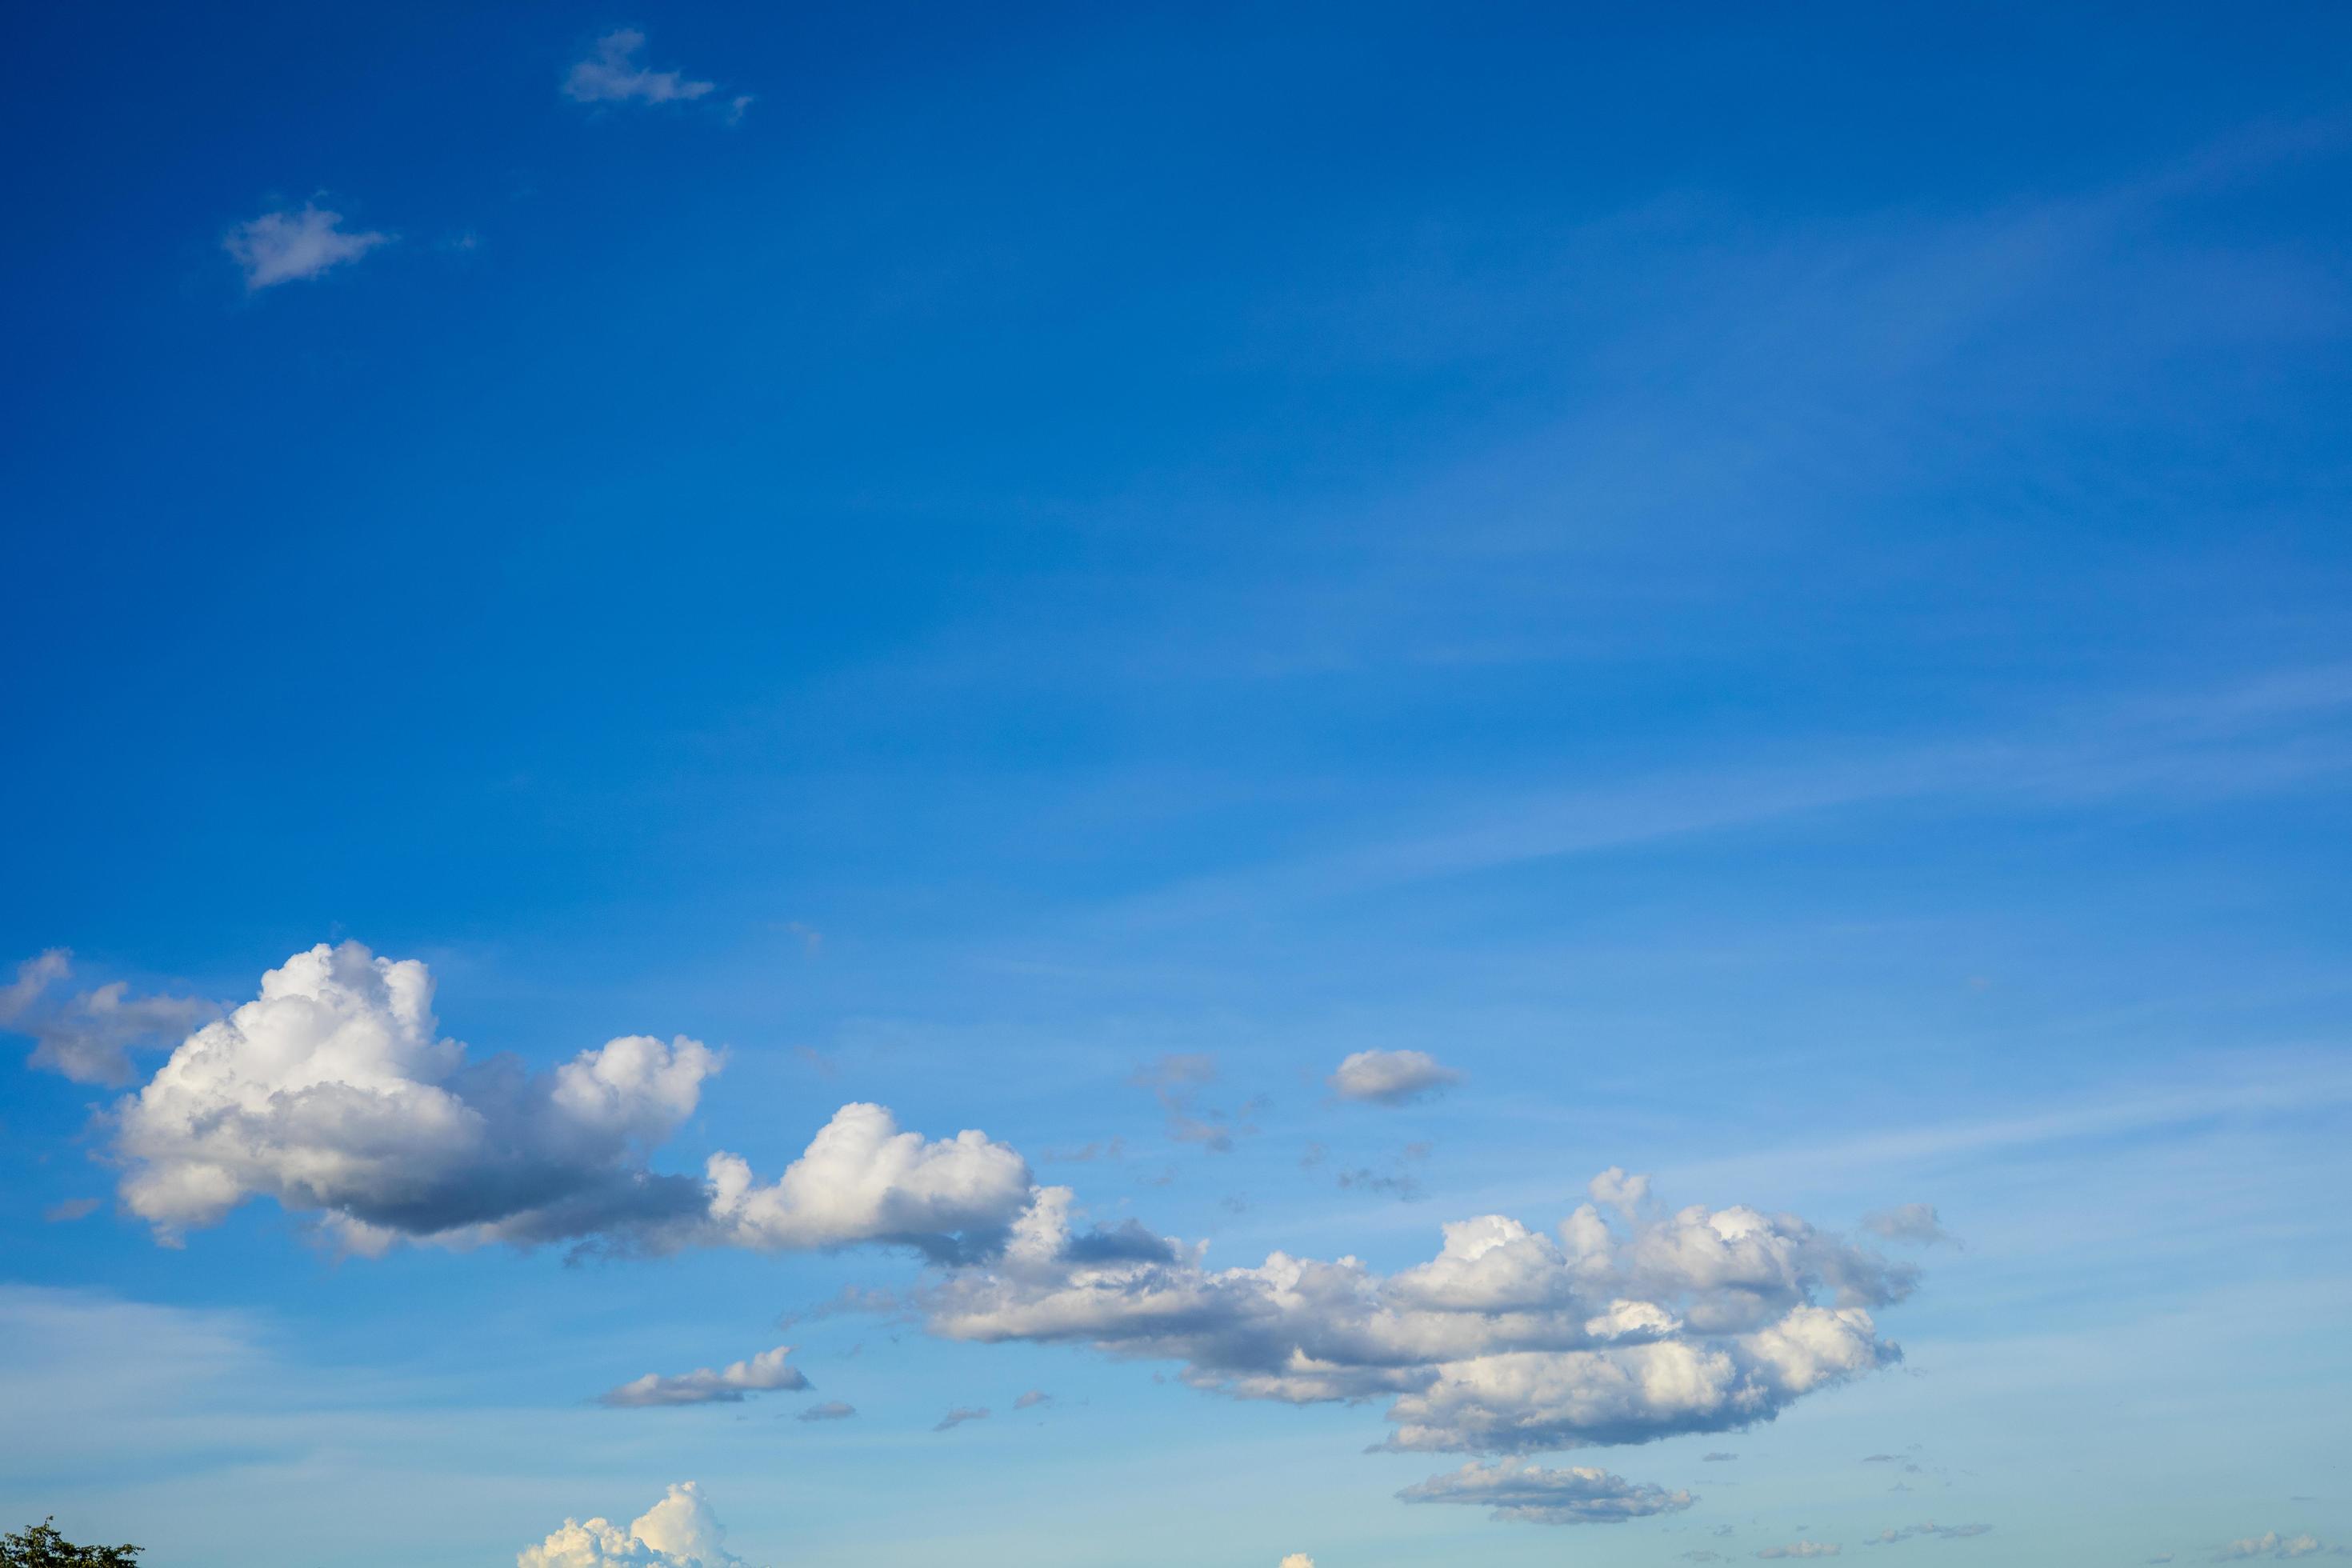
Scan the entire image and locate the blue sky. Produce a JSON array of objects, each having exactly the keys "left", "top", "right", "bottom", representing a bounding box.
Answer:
[{"left": 4, "top": 4, "right": 2350, "bottom": 1565}]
